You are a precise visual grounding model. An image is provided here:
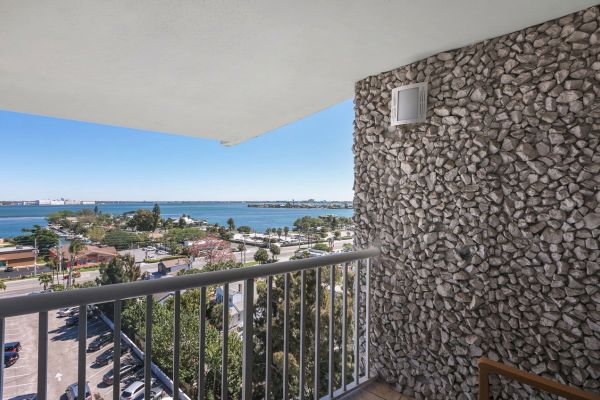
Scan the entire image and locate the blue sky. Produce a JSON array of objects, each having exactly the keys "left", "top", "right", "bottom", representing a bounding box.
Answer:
[{"left": 0, "top": 100, "right": 354, "bottom": 201}]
